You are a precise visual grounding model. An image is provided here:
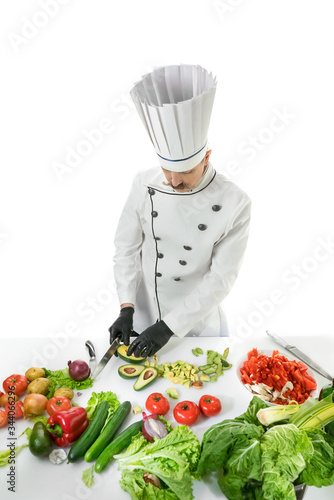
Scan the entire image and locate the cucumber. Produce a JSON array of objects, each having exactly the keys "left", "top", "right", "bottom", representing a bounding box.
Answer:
[
  {"left": 84, "top": 400, "right": 131, "bottom": 462},
  {"left": 94, "top": 420, "right": 143, "bottom": 473},
  {"left": 67, "top": 400, "right": 109, "bottom": 463}
]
